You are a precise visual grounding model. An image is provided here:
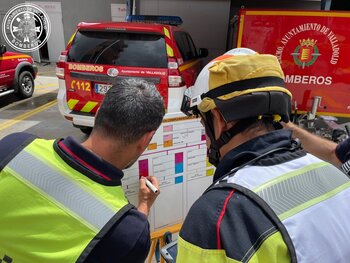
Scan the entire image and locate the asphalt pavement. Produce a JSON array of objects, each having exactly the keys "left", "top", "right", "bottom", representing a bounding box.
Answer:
[{"left": 35, "top": 62, "right": 57, "bottom": 77}]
